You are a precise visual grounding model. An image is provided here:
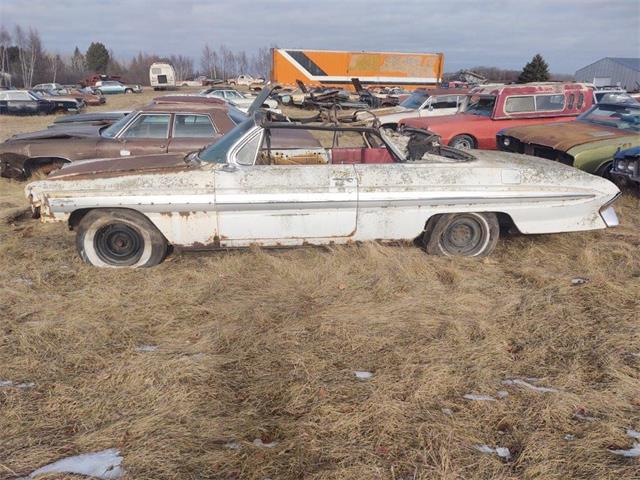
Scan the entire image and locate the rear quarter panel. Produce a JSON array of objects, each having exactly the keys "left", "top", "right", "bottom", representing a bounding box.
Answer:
[{"left": 569, "top": 135, "right": 640, "bottom": 173}]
